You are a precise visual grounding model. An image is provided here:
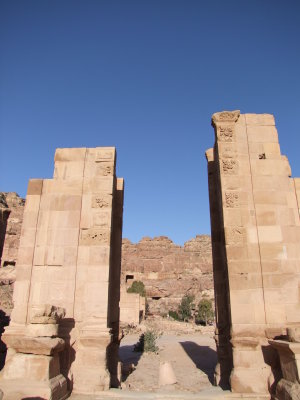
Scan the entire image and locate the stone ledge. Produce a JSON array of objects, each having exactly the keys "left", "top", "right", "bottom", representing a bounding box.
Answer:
[{"left": 3, "top": 334, "right": 65, "bottom": 355}]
